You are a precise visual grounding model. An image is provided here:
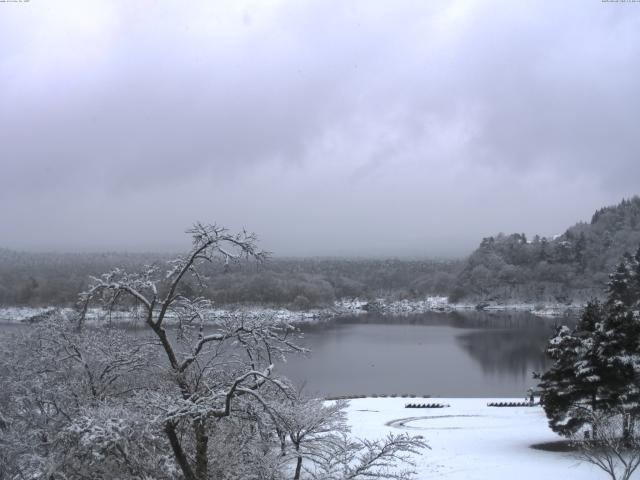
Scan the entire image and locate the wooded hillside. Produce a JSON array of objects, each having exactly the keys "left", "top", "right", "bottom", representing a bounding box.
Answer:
[{"left": 451, "top": 197, "right": 640, "bottom": 303}]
